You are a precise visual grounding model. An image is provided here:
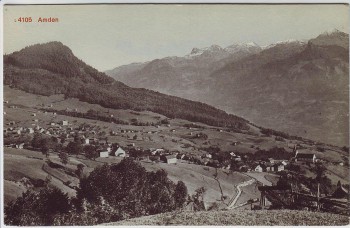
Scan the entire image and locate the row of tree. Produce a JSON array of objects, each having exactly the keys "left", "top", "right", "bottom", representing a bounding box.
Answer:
[{"left": 5, "top": 159, "right": 190, "bottom": 226}]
